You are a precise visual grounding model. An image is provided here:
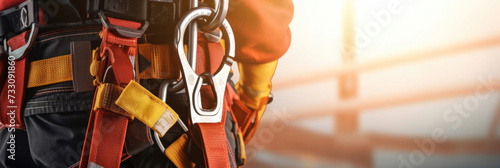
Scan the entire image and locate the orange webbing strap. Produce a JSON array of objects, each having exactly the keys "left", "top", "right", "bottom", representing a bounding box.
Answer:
[
  {"left": 197, "top": 115, "right": 231, "bottom": 168},
  {"left": 0, "top": 31, "right": 30, "bottom": 130},
  {"left": 86, "top": 108, "right": 129, "bottom": 168},
  {"left": 137, "top": 43, "right": 180, "bottom": 80},
  {"left": 79, "top": 17, "right": 141, "bottom": 168},
  {"left": 231, "top": 95, "right": 269, "bottom": 144},
  {"left": 194, "top": 39, "right": 231, "bottom": 168},
  {"left": 165, "top": 134, "right": 195, "bottom": 168}
]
